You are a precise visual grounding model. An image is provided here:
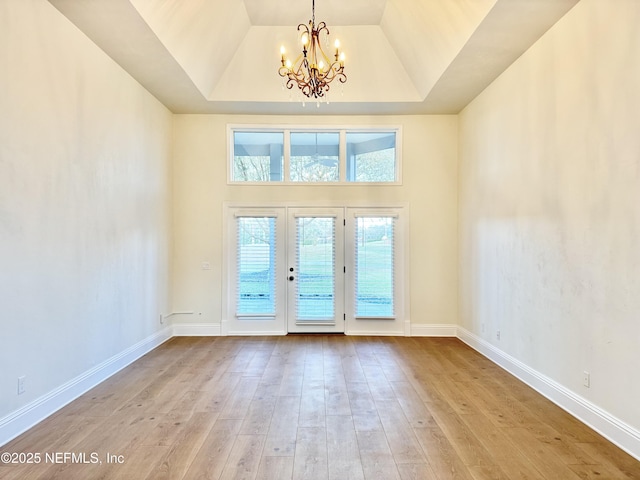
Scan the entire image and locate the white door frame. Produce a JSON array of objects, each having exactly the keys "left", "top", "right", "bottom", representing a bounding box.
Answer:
[{"left": 223, "top": 203, "right": 409, "bottom": 336}]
